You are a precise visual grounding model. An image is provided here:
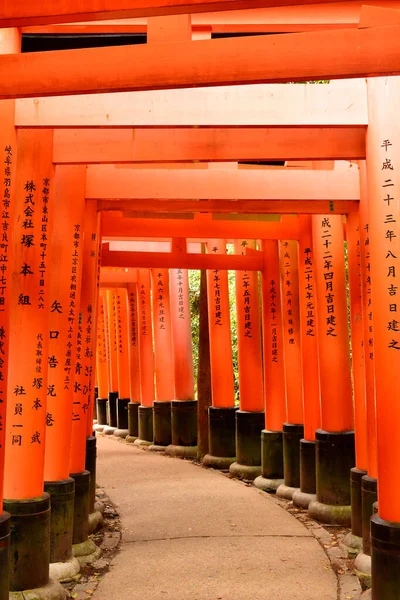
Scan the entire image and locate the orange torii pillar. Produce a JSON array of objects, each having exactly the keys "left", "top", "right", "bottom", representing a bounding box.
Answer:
[
  {"left": 254, "top": 240, "right": 286, "bottom": 493},
  {"left": 343, "top": 207, "right": 369, "bottom": 558},
  {"left": 149, "top": 269, "right": 174, "bottom": 451},
  {"left": 366, "top": 77, "right": 400, "bottom": 599},
  {"left": 134, "top": 269, "right": 155, "bottom": 446},
  {"left": 77, "top": 201, "right": 102, "bottom": 527},
  {"left": 308, "top": 215, "right": 355, "bottom": 526},
  {"left": 103, "top": 289, "right": 119, "bottom": 434},
  {"left": 292, "top": 217, "right": 322, "bottom": 509},
  {"left": 3, "top": 130, "right": 64, "bottom": 597},
  {"left": 0, "top": 27, "right": 19, "bottom": 600},
  {"left": 166, "top": 268, "right": 197, "bottom": 459},
  {"left": 229, "top": 240, "right": 264, "bottom": 481},
  {"left": 202, "top": 239, "right": 236, "bottom": 469},
  {"left": 113, "top": 288, "right": 131, "bottom": 438},
  {"left": 126, "top": 281, "right": 141, "bottom": 443},
  {"left": 352, "top": 163, "right": 378, "bottom": 575},
  {"left": 276, "top": 240, "right": 305, "bottom": 500},
  {"left": 94, "top": 290, "right": 110, "bottom": 432},
  {"left": 42, "top": 166, "right": 85, "bottom": 581}
]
